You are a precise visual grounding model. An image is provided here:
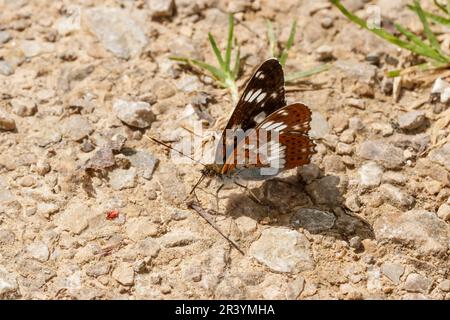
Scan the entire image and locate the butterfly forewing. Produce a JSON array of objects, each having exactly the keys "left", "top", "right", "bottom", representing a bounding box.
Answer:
[
  {"left": 217, "top": 59, "right": 286, "bottom": 165},
  {"left": 224, "top": 58, "right": 286, "bottom": 131}
]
